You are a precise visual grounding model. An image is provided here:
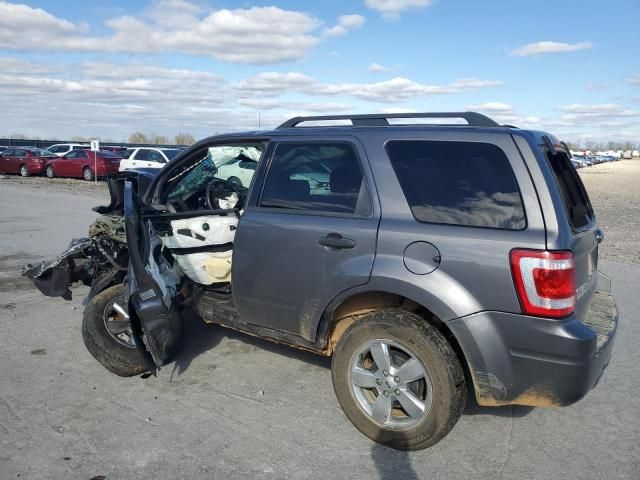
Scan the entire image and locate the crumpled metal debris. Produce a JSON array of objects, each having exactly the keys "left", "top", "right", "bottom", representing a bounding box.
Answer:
[{"left": 22, "top": 215, "right": 128, "bottom": 300}]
